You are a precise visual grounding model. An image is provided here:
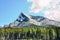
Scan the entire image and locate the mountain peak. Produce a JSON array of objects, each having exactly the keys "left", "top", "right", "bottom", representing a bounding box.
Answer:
[
  {"left": 16, "top": 12, "right": 29, "bottom": 22},
  {"left": 21, "top": 12, "right": 31, "bottom": 19},
  {"left": 4, "top": 12, "right": 60, "bottom": 27}
]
